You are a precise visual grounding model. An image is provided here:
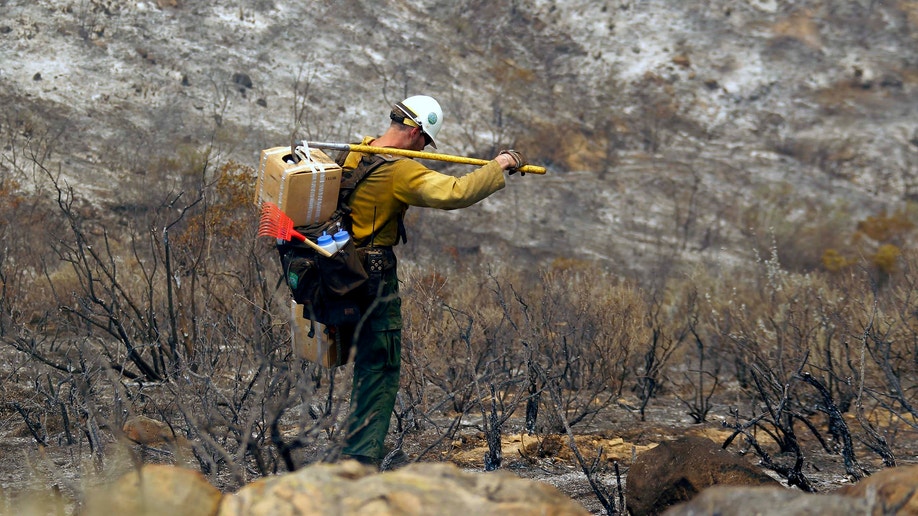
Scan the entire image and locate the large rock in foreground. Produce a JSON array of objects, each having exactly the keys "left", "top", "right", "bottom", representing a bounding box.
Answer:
[
  {"left": 83, "top": 463, "right": 222, "bottom": 516},
  {"left": 662, "top": 485, "right": 873, "bottom": 515},
  {"left": 83, "top": 461, "right": 588, "bottom": 515},
  {"left": 626, "top": 435, "right": 779, "bottom": 516},
  {"left": 837, "top": 464, "right": 918, "bottom": 514},
  {"left": 220, "top": 460, "right": 590, "bottom": 516},
  {"left": 664, "top": 465, "right": 918, "bottom": 515}
]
